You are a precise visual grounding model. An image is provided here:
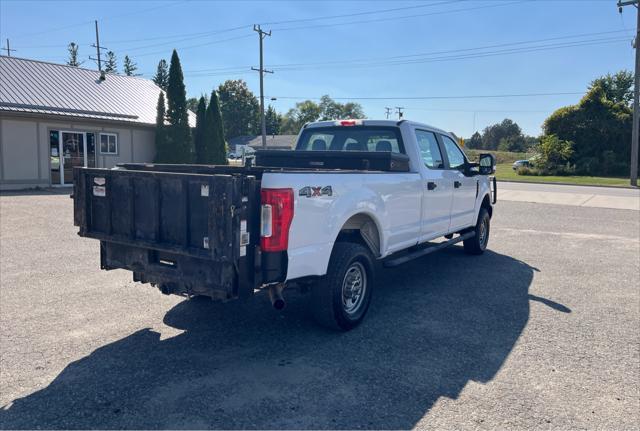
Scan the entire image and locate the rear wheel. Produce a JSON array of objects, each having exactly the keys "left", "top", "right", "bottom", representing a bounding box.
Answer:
[
  {"left": 311, "top": 242, "right": 375, "bottom": 331},
  {"left": 464, "top": 208, "right": 490, "bottom": 255}
]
